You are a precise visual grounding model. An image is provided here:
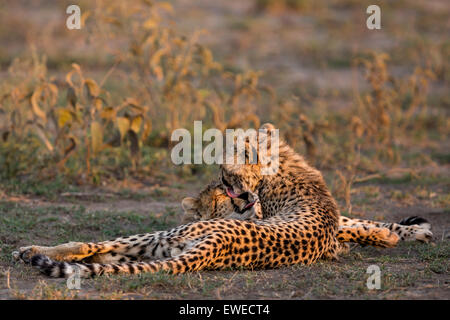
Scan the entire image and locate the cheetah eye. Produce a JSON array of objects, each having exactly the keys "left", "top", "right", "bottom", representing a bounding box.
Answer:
[{"left": 221, "top": 175, "right": 232, "bottom": 188}]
